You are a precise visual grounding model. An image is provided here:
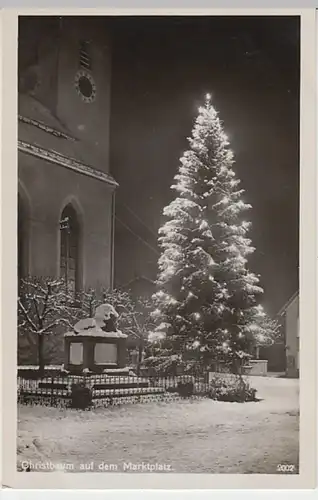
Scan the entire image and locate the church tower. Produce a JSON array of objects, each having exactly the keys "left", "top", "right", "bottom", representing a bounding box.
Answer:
[{"left": 18, "top": 16, "right": 117, "bottom": 292}]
